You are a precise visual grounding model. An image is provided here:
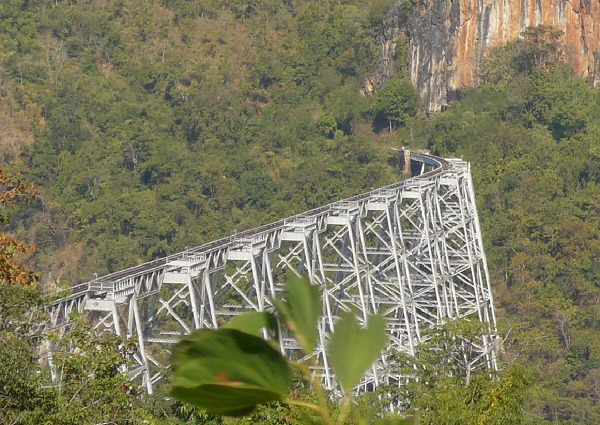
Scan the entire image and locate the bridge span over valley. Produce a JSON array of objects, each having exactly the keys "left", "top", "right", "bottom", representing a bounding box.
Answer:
[{"left": 46, "top": 152, "right": 498, "bottom": 397}]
